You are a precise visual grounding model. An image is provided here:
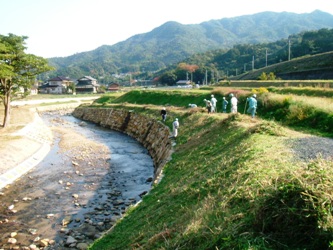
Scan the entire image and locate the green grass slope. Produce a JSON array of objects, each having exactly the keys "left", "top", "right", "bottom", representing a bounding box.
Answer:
[{"left": 89, "top": 90, "right": 333, "bottom": 249}]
